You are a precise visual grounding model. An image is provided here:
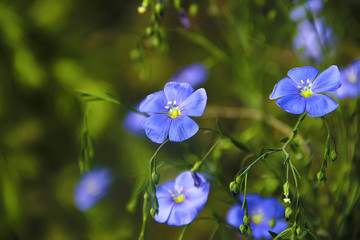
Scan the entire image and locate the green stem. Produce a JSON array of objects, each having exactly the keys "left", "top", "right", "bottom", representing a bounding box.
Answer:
[{"left": 178, "top": 225, "right": 189, "bottom": 240}]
